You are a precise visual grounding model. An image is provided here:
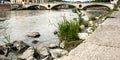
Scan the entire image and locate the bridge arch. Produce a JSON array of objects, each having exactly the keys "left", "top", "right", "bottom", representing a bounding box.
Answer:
[
  {"left": 27, "top": 5, "right": 47, "bottom": 10},
  {"left": 82, "top": 4, "right": 111, "bottom": 10},
  {"left": 51, "top": 4, "right": 77, "bottom": 9}
]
